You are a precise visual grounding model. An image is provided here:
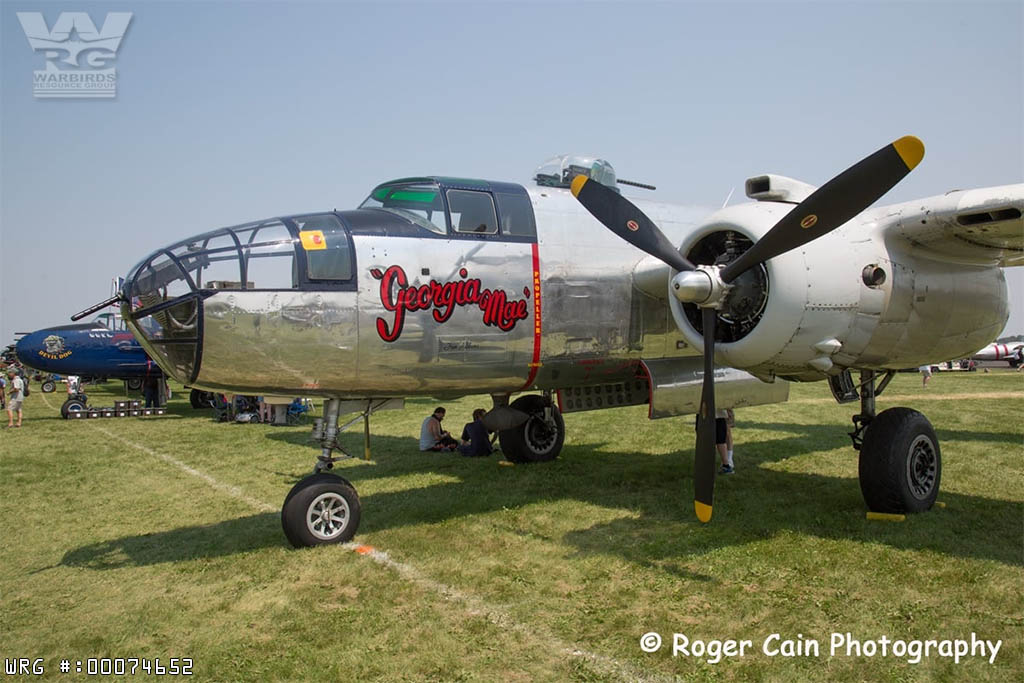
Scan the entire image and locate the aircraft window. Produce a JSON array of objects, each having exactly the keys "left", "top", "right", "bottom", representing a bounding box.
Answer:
[
  {"left": 495, "top": 192, "right": 537, "bottom": 237},
  {"left": 246, "top": 241, "right": 298, "bottom": 289},
  {"left": 295, "top": 214, "right": 354, "bottom": 282},
  {"left": 190, "top": 233, "right": 246, "bottom": 290},
  {"left": 241, "top": 222, "right": 297, "bottom": 289},
  {"left": 131, "top": 252, "right": 192, "bottom": 312},
  {"left": 359, "top": 183, "right": 447, "bottom": 234},
  {"left": 448, "top": 190, "right": 498, "bottom": 235},
  {"left": 93, "top": 312, "right": 126, "bottom": 331}
]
